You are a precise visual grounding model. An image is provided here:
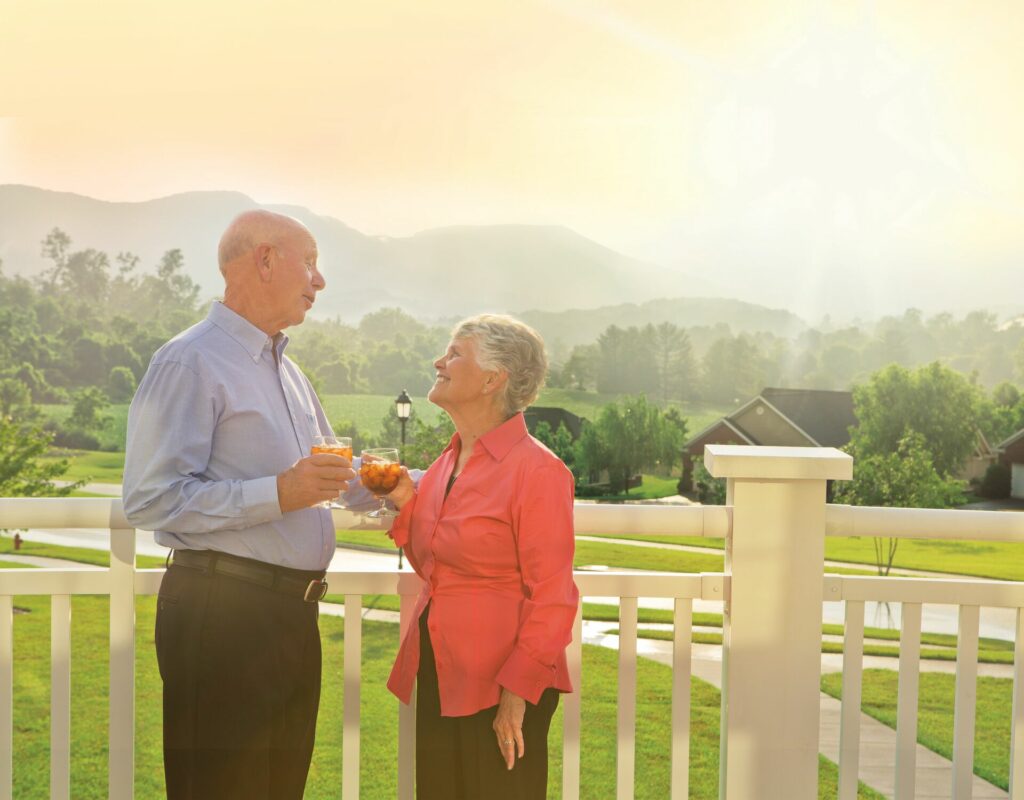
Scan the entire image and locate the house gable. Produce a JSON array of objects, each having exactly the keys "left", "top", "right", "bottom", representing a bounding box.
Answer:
[{"left": 731, "top": 397, "right": 818, "bottom": 447}]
